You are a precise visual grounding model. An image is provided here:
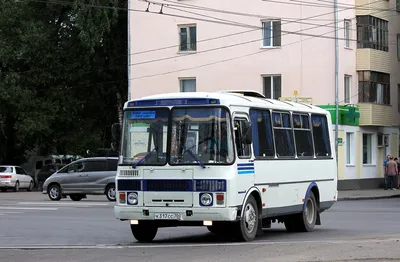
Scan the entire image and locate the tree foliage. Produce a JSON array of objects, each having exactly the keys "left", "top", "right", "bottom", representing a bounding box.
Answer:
[{"left": 0, "top": 0, "right": 127, "bottom": 164}]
